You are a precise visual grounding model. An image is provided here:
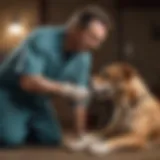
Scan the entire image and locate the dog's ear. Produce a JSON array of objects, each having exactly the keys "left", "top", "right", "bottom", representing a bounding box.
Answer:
[{"left": 121, "top": 63, "right": 136, "bottom": 80}]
